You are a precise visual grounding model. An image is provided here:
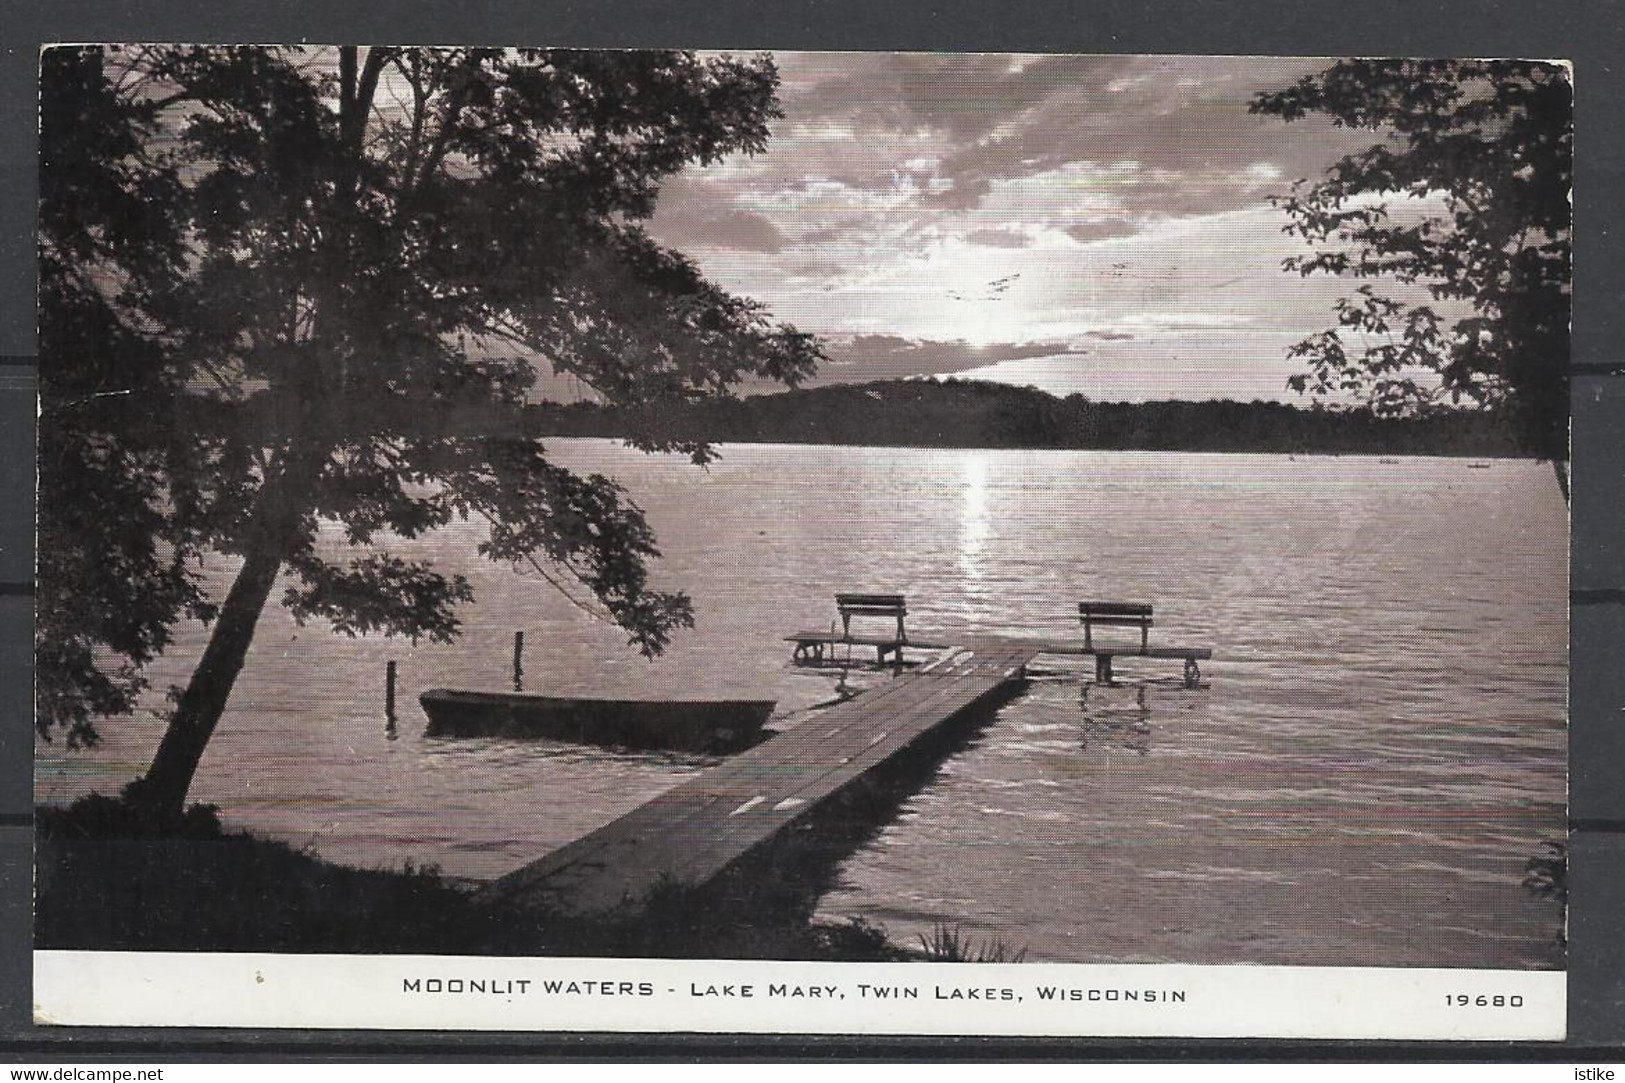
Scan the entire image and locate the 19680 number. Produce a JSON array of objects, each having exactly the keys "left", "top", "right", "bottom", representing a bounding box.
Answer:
[{"left": 1446, "top": 995, "right": 1524, "bottom": 1007}]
